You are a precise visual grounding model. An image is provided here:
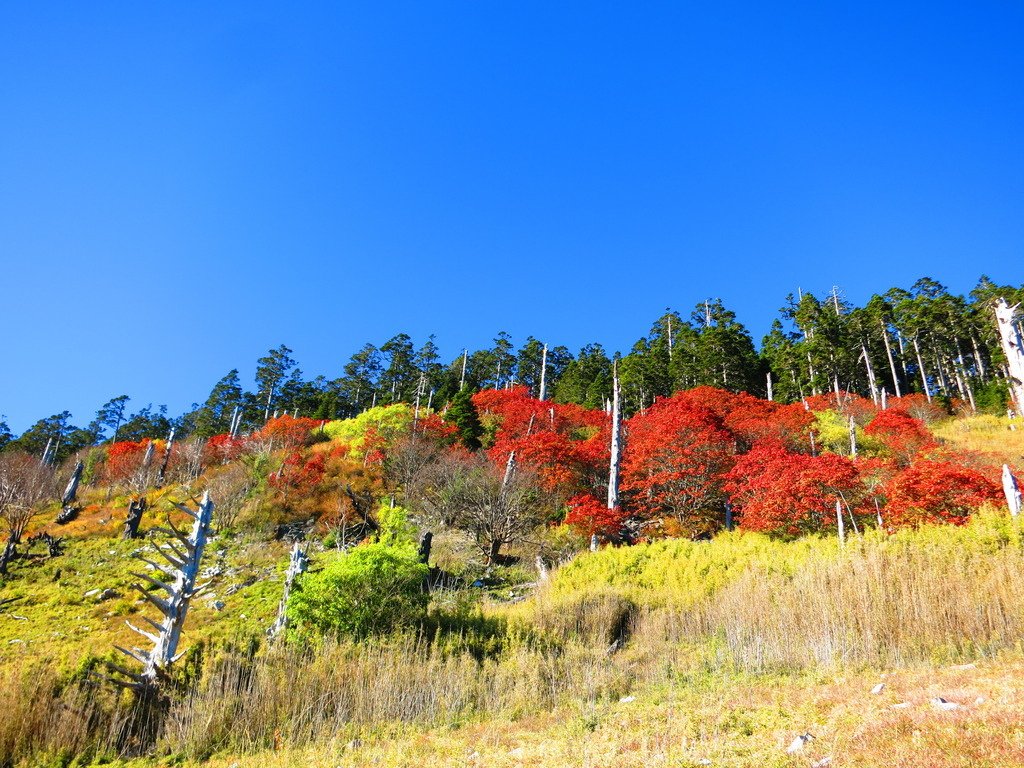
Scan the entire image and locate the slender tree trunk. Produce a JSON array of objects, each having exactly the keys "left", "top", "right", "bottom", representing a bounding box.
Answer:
[
  {"left": 861, "top": 344, "right": 879, "bottom": 405},
  {"left": 912, "top": 337, "right": 932, "bottom": 402},
  {"left": 607, "top": 362, "right": 622, "bottom": 511},
  {"left": 538, "top": 344, "right": 548, "bottom": 401},
  {"left": 880, "top": 322, "right": 902, "bottom": 397},
  {"left": 971, "top": 335, "right": 987, "bottom": 380}
]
